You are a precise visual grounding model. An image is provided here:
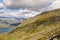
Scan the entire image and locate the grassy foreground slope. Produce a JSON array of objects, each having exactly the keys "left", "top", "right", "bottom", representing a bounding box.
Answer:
[{"left": 0, "top": 9, "right": 60, "bottom": 40}]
